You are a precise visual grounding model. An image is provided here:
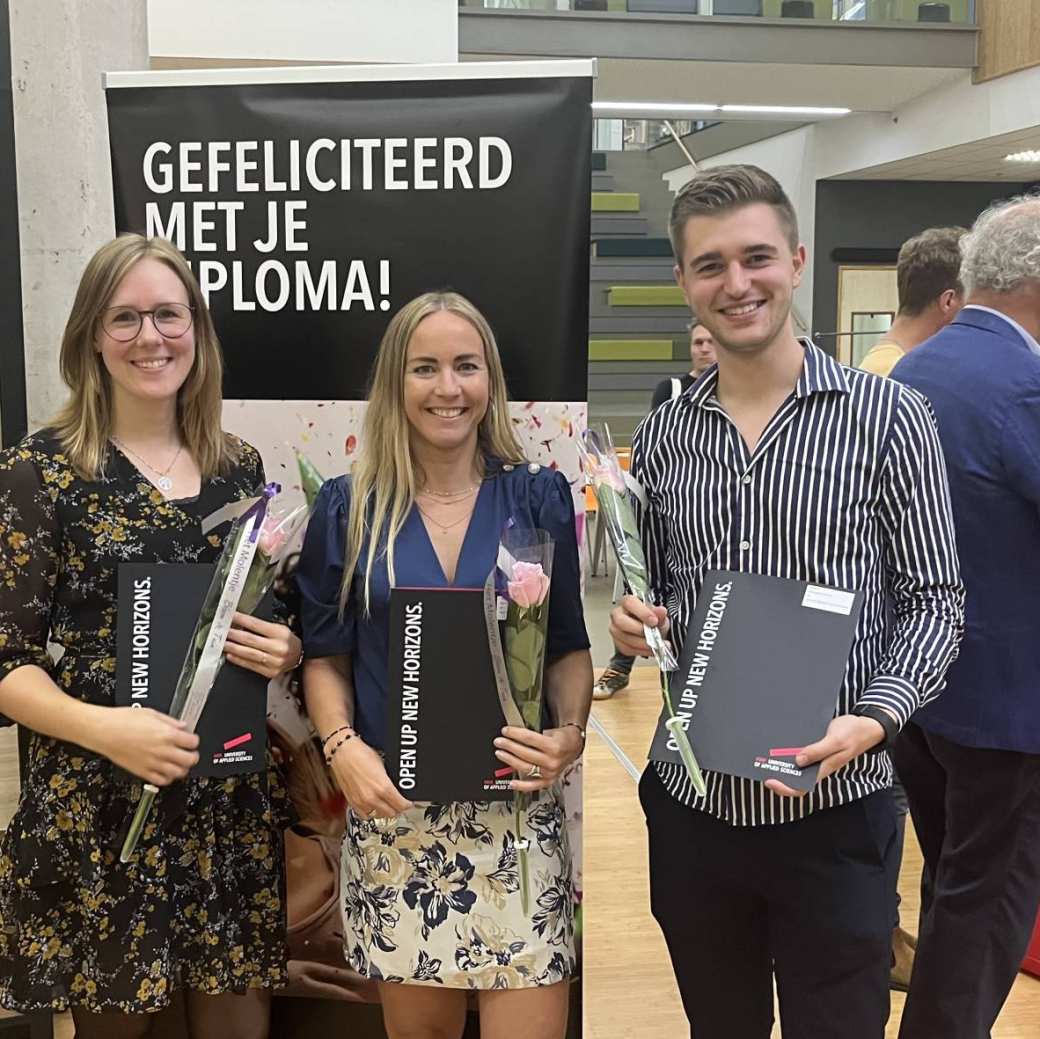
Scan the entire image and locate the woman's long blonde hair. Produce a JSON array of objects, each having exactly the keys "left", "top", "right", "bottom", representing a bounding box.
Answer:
[
  {"left": 343, "top": 292, "right": 525, "bottom": 614},
  {"left": 51, "top": 234, "right": 237, "bottom": 480}
]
